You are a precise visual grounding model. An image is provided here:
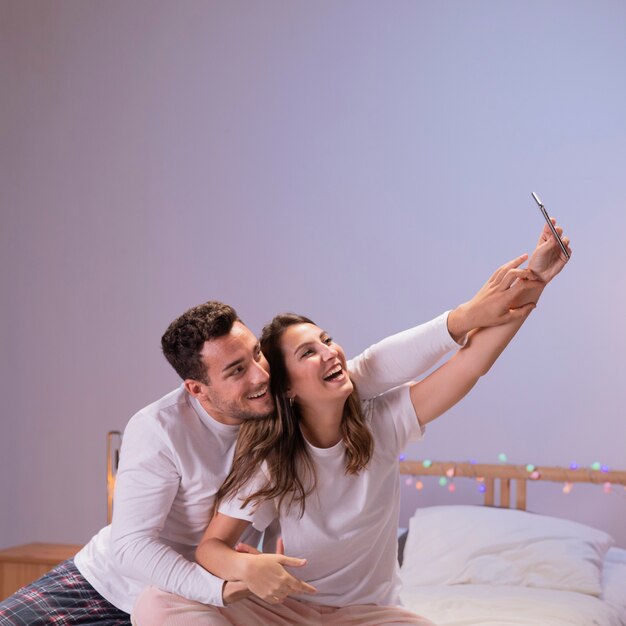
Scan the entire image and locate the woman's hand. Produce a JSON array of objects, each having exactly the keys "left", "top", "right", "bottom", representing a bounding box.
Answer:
[
  {"left": 528, "top": 218, "right": 571, "bottom": 284},
  {"left": 448, "top": 254, "right": 541, "bottom": 342}
]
